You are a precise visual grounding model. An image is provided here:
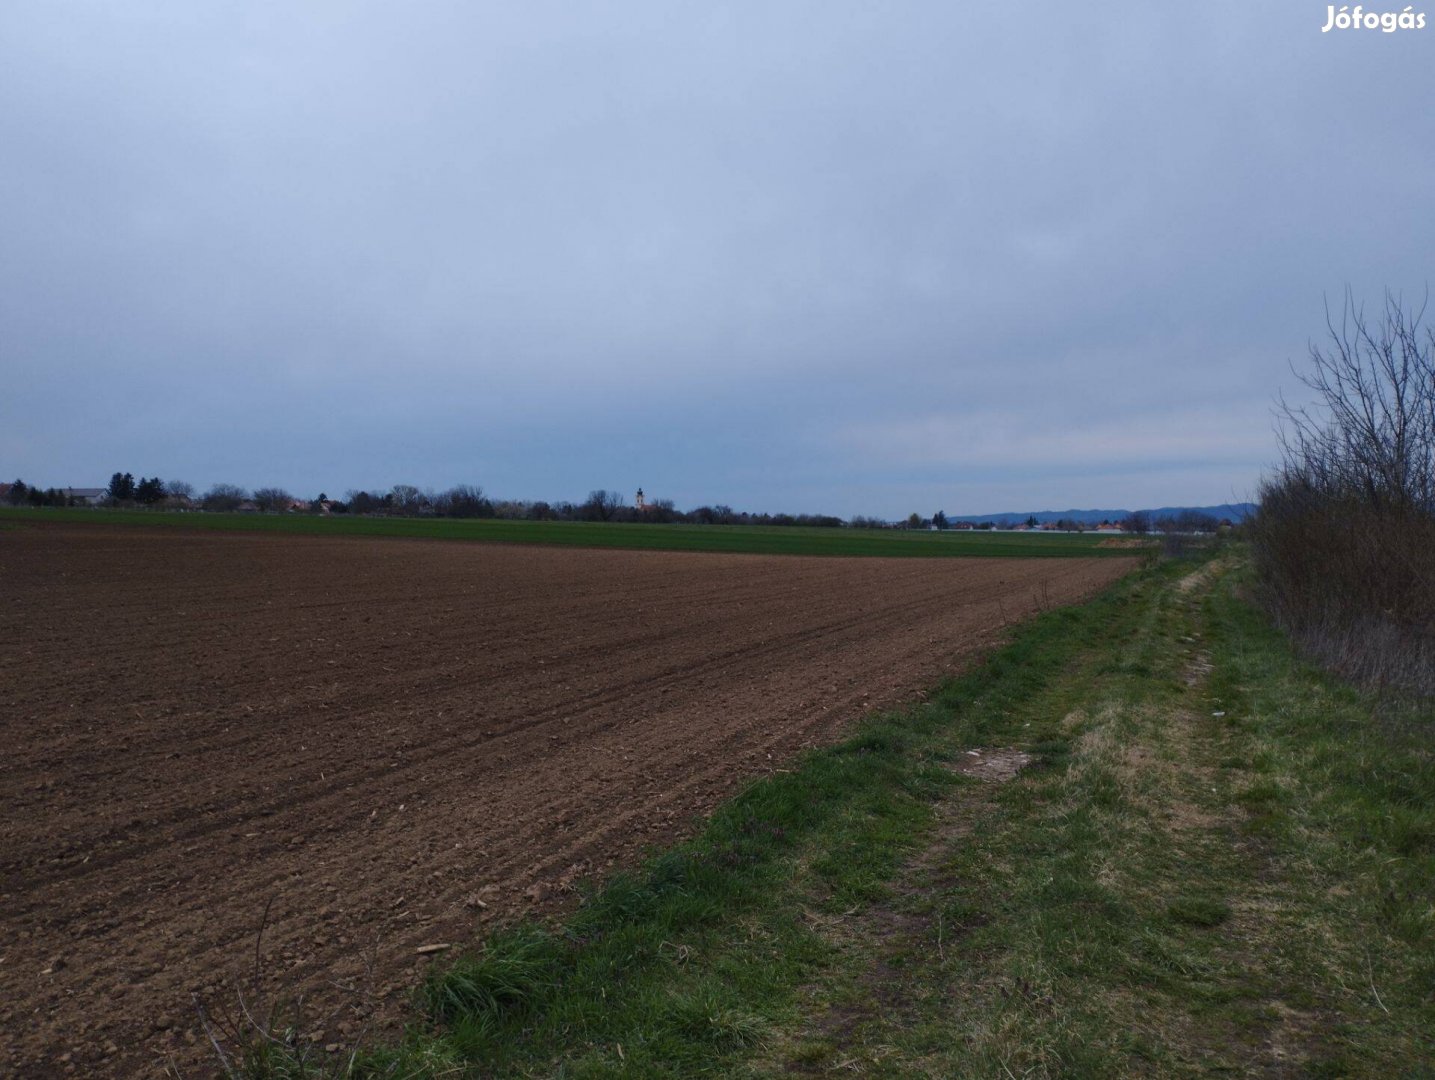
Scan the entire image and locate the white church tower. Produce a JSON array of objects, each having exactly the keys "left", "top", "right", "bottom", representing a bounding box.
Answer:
[{"left": 635, "top": 487, "right": 645, "bottom": 511}]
